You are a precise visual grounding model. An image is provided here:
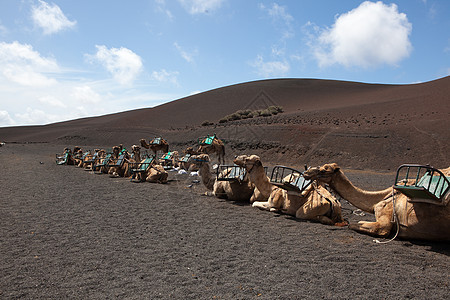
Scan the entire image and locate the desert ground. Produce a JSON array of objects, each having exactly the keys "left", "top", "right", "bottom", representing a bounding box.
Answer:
[
  {"left": 1, "top": 77, "right": 449, "bottom": 298},
  {"left": 1, "top": 143, "right": 449, "bottom": 299}
]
